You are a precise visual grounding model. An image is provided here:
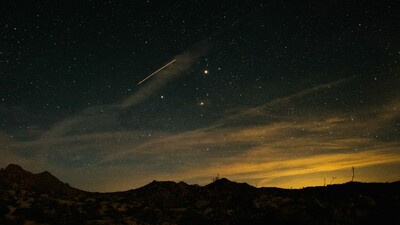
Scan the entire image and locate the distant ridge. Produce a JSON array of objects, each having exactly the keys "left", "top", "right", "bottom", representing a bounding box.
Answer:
[
  {"left": 1, "top": 164, "right": 399, "bottom": 225},
  {"left": 1, "top": 164, "right": 399, "bottom": 194},
  {"left": 0, "top": 164, "right": 83, "bottom": 196},
  {"left": 205, "top": 178, "right": 255, "bottom": 190}
]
